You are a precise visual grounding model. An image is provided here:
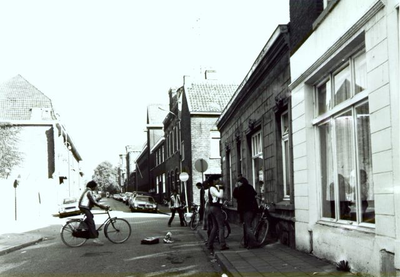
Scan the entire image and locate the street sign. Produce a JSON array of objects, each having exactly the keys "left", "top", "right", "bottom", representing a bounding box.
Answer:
[
  {"left": 179, "top": 172, "right": 189, "bottom": 182},
  {"left": 194, "top": 159, "right": 208, "bottom": 173}
]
